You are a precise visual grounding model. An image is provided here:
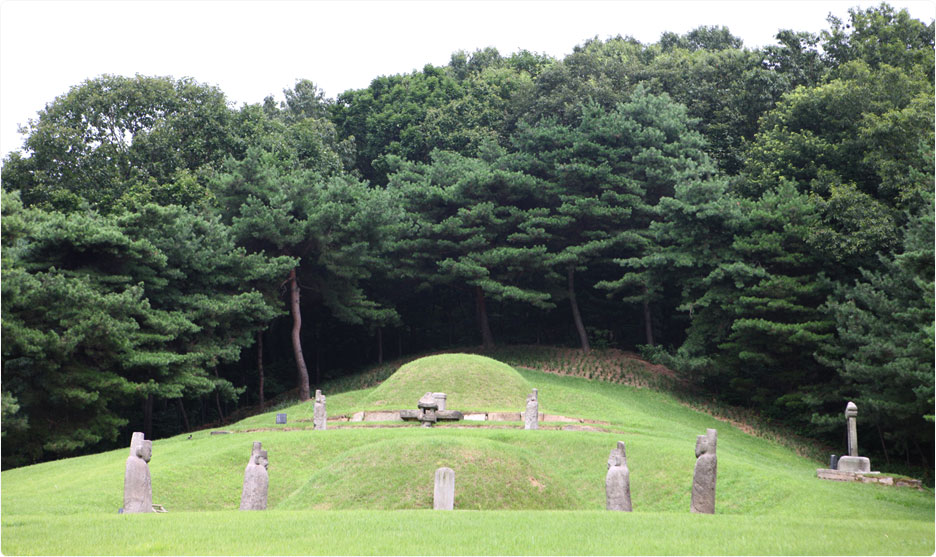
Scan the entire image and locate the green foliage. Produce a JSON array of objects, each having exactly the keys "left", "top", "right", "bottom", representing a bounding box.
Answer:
[{"left": 1, "top": 75, "right": 238, "bottom": 213}]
